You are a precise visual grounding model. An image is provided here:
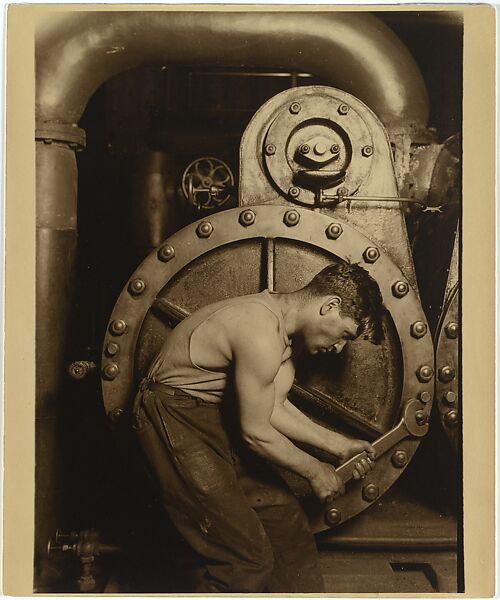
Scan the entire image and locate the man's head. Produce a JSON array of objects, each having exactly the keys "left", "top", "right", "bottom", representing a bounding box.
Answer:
[{"left": 295, "top": 262, "right": 385, "bottom": 355}]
